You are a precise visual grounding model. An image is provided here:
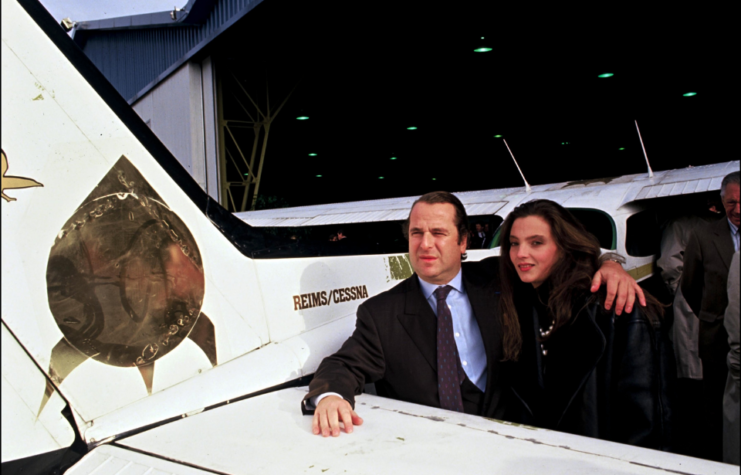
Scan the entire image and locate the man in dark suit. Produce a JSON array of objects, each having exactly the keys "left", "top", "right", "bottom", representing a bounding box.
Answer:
[
  {"left": 471, "top": 223, "right": 487, "bottom": 249},
  {"left": 682, "top": 171, "right": 740, "bottom": 461},
  {"left": 304, "top": 192, "right": 645, "bottom": 437}
]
